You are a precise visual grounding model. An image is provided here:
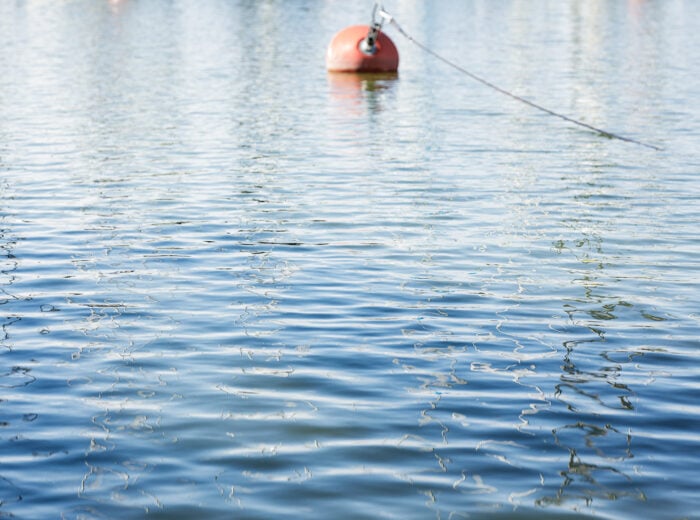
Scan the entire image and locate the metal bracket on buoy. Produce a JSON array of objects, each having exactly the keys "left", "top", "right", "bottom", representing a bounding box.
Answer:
[
  {"left": 325, "top": 3, "right": 399, "bottom": 73},
  {"left": 359, "top": 23, "right": 381, "bottom": 55},
  {"left": 359, "top": 3, "right": 392, "bottom": 56}
]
